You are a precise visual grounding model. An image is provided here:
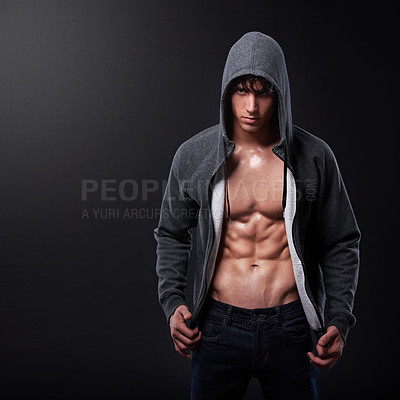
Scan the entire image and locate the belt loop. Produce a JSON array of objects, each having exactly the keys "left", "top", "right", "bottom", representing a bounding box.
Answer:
[
  {"left": 276, "top": 306, "right": 282, "bottom": 329},
  {"left": 226, "top": 305, "right": 233, "bottom": 327}
]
